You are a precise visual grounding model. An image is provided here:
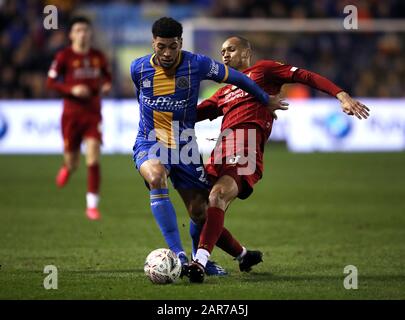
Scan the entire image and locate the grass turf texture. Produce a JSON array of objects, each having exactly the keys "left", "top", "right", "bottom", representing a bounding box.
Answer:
[{"left": 0, "top": 147, "right": 404, "bottom": 299}]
